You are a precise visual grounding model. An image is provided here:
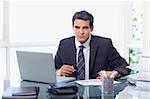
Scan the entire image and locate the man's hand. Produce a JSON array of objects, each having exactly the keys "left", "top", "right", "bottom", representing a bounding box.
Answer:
[
  {"left": 60, "top": 65, "right": 76, "bottom": 76},
  {"left": 96, "top": 70, "right": 119, "bottom": 79}
]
